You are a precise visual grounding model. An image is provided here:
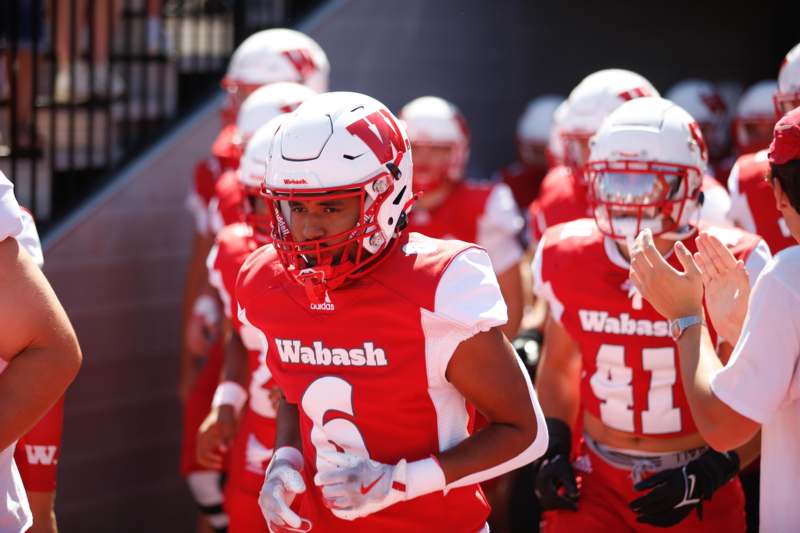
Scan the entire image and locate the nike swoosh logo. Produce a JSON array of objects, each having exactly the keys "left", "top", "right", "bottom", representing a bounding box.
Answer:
[{"left": 360, "top": 471, "right": 385, "bottom": 495}]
